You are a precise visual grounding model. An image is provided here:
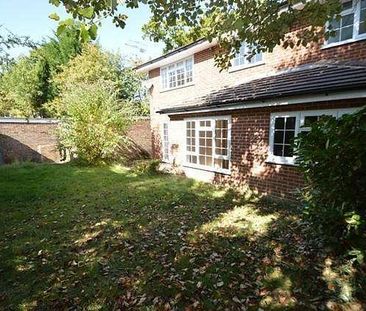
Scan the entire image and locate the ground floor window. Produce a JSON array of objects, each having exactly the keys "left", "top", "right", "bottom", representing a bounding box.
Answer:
[
  {"left": 184, "top": 116, "right": 231, "bottom": 173},
  {"left": 268, "top": 108, "right": 359, "bottom": 165},
  {"left": 162, "top": 122, "right": 169, "bottom": 162}
]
